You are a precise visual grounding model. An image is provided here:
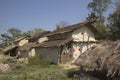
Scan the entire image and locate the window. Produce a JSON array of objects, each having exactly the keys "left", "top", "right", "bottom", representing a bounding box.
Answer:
[{"left": 81, "top": 32, "right": 83, "bottom": 35}]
